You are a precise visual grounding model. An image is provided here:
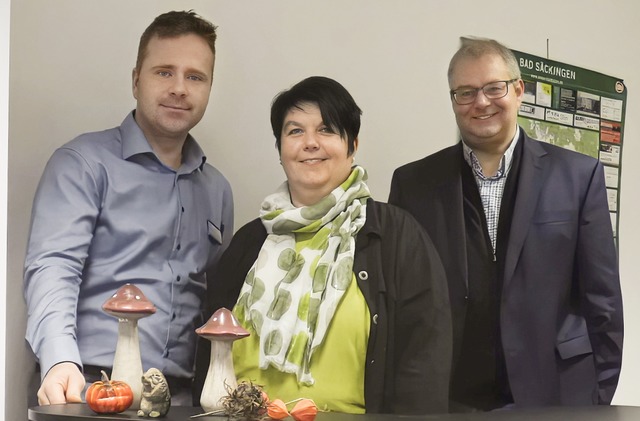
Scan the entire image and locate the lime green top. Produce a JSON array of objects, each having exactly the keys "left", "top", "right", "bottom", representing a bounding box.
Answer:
[{"left": 232, "top": 233, "right": 370, "bottom": 413}]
